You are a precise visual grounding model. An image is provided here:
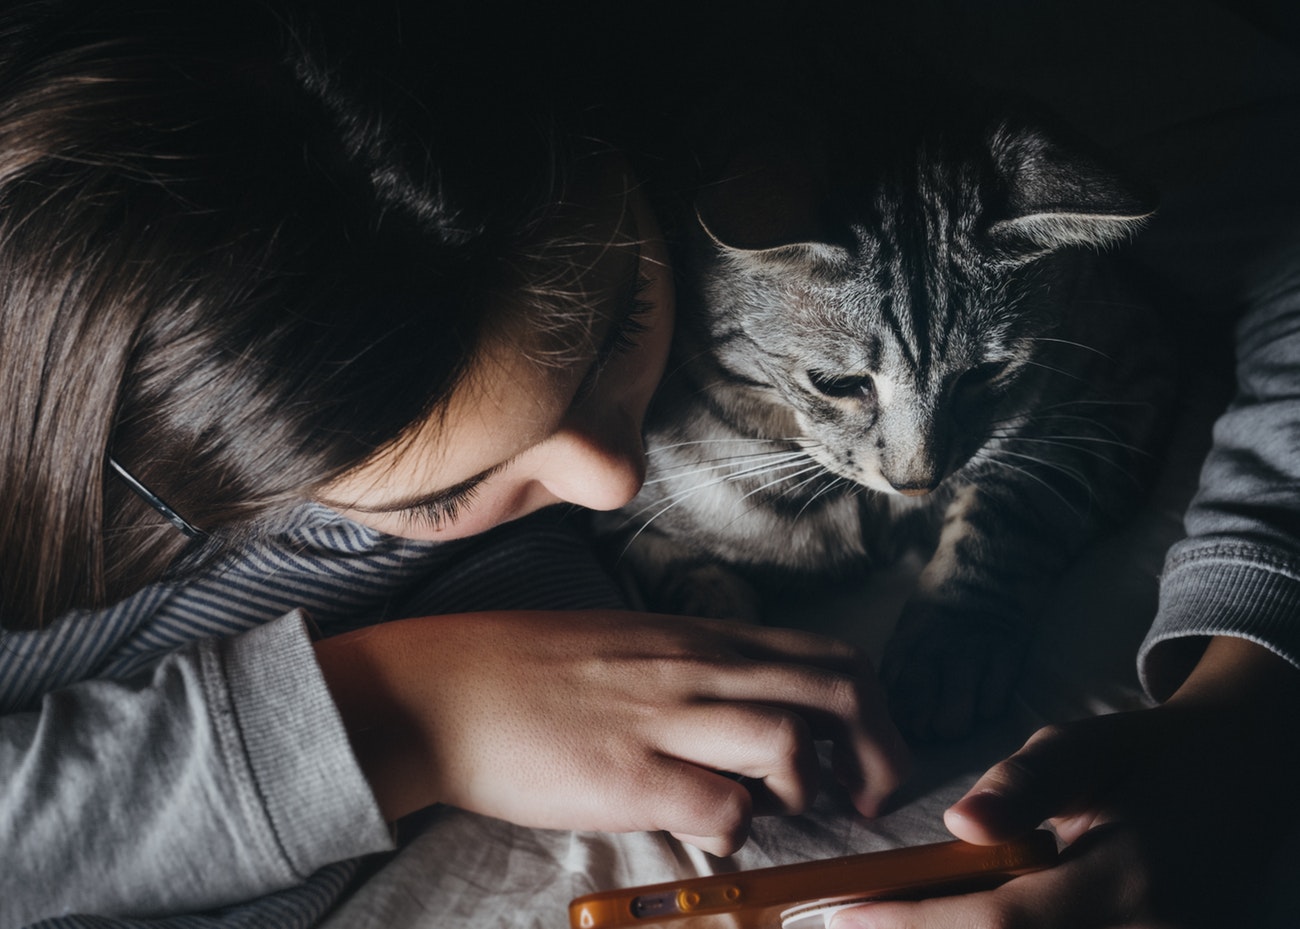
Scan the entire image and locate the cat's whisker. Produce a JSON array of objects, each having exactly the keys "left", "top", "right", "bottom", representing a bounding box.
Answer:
[
  {"left": 651, "top": 444, "right": 804, "bottom": 461},
  {"left": 1043, "top": 397, "right": 1153, "bottom": 408},
  {"left": 617, "top": 494, "right": 697, "bottom": 555},
  {"left": 737, "top": 464, "right": 827, "bottom": 504},
  {"left": 683, "top": 465, "right": 834, "bottom": 539},
  {"left": 629, "top": 458, "right": 828, "bottom": 547},
  {"left": 781, "top": 468, "right": 834, "bottom": 501},
  {"left": 982, "top": 447, "right": 1098, "bottom": 502},
  {"left": 617, "top": 464, "right": 780, "bottom": 547},
  {"left": 1030, "top": 415, "right": 1133, "bottom": 445},
  {"left": 791, "top": 474, "right": 849, "bottom": 522},
  {"left": 1019, "top": 358, "right": 1087, "bottom": 383},
  {"left": 628, "top": 454, "right": 823, "bottom": 529},
  {"left": 643, "top": 450, "right": 811, "bottom": 486},
  {"left": 973, "top": 451, "right": 1087, "bottom": 518},
  {"left": 1024, "top": 397, "right": 1156, "bottom": 415},
  {"left": 990, "top": 446, "right": 1092, "bottom": 487},
  {"left": 648, "top": 436, "right": 807, "bottom": 454},
  {"left": 989, "top": 435, "right": 1145, "bottom": 482},
  {"left": 697, "top": 451, "right": 821, "bottom": 482},
  {"left": 653, "top": 447, "right": 812, "bottom": 468},
  {"left": 993, "top": 408, "right": 1134, "bottom": 442},
  {"left": 1026, "top": 336, "right": 1114, "bottom": 361},
  {"left": 988, "top": 428, "right": 1145, "bottom": 454}
]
